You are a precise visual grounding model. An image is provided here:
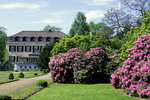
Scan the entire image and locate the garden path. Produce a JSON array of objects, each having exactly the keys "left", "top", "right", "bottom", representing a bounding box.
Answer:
[{"left": 0, "top": 73, "right": 51, "bottom": 94}]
